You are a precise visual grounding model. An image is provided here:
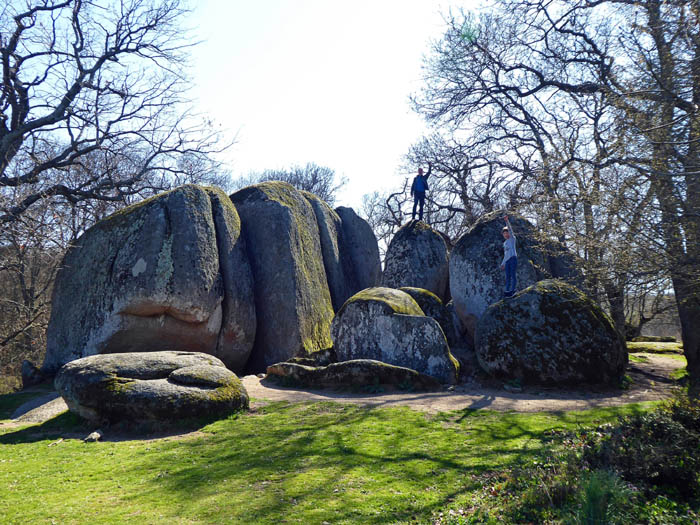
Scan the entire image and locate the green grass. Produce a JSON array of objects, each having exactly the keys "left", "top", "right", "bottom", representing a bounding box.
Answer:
[
  {"left": 627, "top": 341, "right": 683, "bottom": 354},
  {"left": 0, "top": 399, "right": 658, "bottom": 524}
]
